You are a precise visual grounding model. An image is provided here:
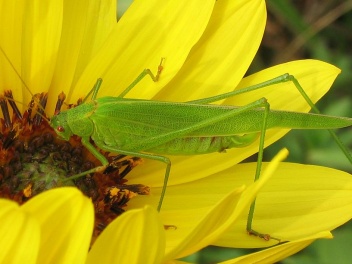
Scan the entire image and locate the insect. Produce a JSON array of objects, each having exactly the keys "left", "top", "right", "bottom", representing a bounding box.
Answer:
[
  {"left": 47, "top": 60, "right": 352, "bottom": 240},
  {"left": 1, "top": 45, "right": 352, "bottom": 241}
]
